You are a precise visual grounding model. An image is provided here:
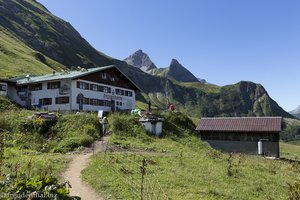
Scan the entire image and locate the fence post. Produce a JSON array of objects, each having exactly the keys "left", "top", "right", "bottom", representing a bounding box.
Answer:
[
  {"left": 140, "top": 158, "right": 147, "bottom": 200},
  {"left": 0, "top": 132, "right": 4, "bottom": 176}
]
